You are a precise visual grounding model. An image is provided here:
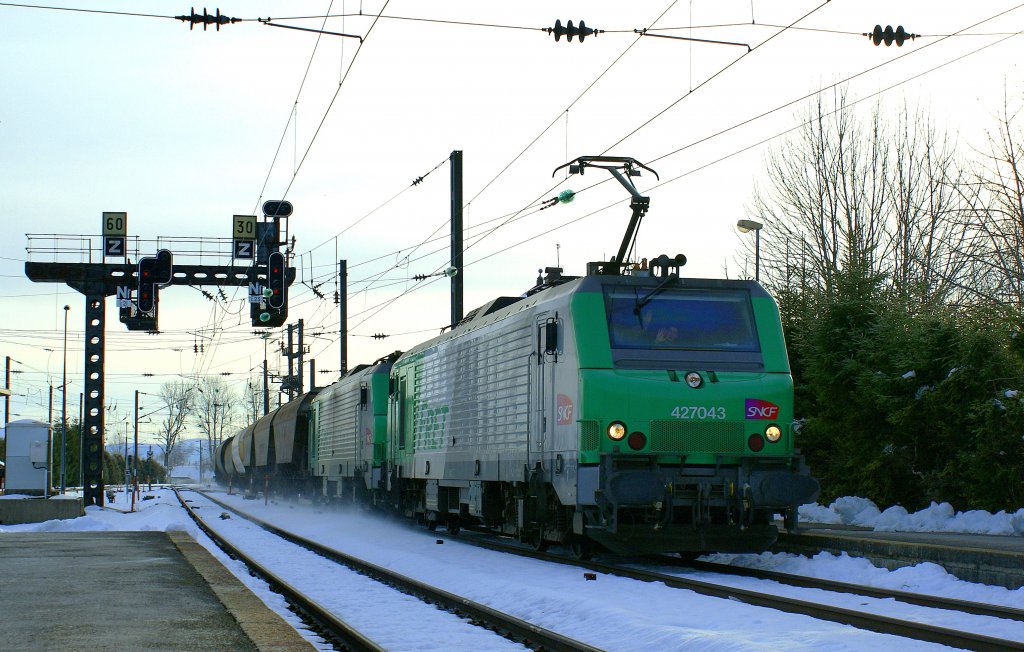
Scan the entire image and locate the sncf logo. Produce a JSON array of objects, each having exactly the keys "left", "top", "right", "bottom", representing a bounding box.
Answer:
[
  {"left": 745, "top": 399, "right": 779, "bottom": 420},
  {"left": 556, "top": 394, "right": 575, "bottom": 425}
]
